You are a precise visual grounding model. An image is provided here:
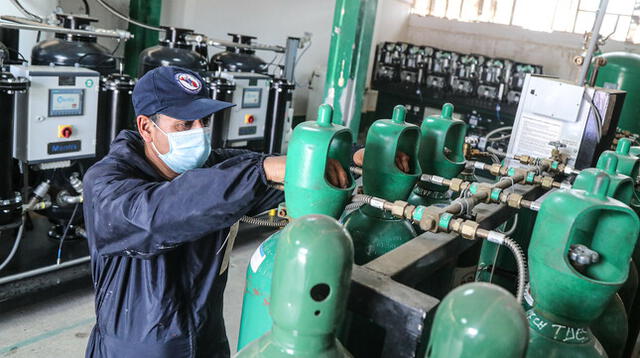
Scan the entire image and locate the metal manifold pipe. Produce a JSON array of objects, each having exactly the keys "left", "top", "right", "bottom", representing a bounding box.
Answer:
[
  {"left": 184, "top": 34, "right": 286, "bottom": 53},
  {"left": 0, "top": 15, "right": 132, "bottom": 40}
]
